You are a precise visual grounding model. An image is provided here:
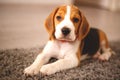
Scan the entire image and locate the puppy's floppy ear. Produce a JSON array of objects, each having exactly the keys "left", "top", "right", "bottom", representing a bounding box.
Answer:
[
  {"left": 44, "top": 7, "right": 59, "bottom": 40},
  {"left": 78, "top": 12, "right": 90, "bottom": 40}
]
